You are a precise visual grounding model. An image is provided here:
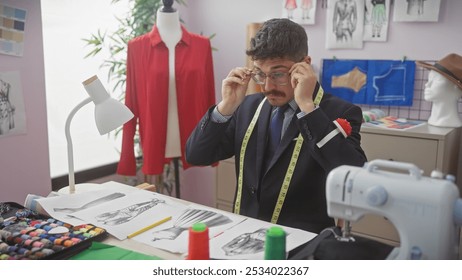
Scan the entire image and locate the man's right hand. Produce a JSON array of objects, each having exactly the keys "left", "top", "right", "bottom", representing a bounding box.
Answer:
[{"left": 217, "top": 67, "right": 252, "bottom": 116}]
